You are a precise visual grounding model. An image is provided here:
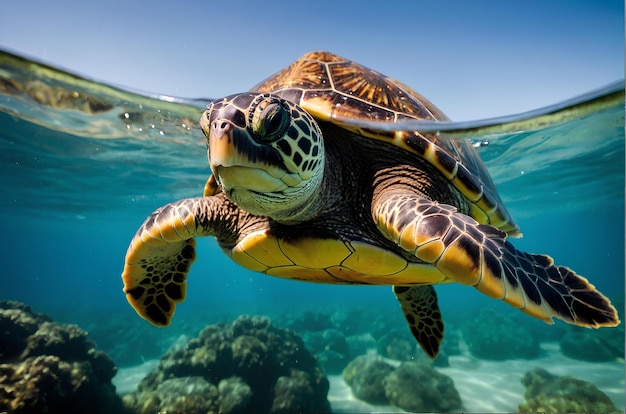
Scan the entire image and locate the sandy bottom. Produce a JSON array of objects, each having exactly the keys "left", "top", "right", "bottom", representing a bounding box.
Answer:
[
  {"left": 114, "top": 342, "right": 625, "bottom": 413},
  {"left": 114, "top": 359, "right": 159, "bottom": 396}
]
